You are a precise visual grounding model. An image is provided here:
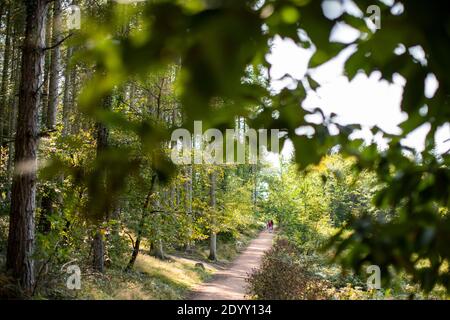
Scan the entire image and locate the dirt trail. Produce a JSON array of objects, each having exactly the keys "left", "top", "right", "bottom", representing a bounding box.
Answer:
[{"left": 190, "top": 230, "right": 274, "bottom": 300}]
